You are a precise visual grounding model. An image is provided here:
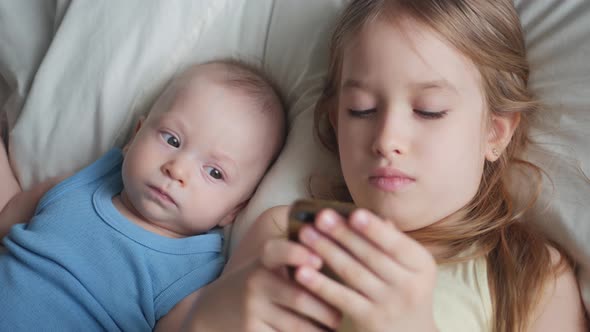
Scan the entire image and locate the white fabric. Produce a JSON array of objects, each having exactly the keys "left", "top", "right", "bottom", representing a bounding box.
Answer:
[
  {"left": 340, "top": 256, "right": 493, "bottom": 332},
  {"left": 513, "top": 0, "right": 590, "bottom": 313},
  {"left": 1, "top": 0, "right": 588, "bottom": 313}
]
